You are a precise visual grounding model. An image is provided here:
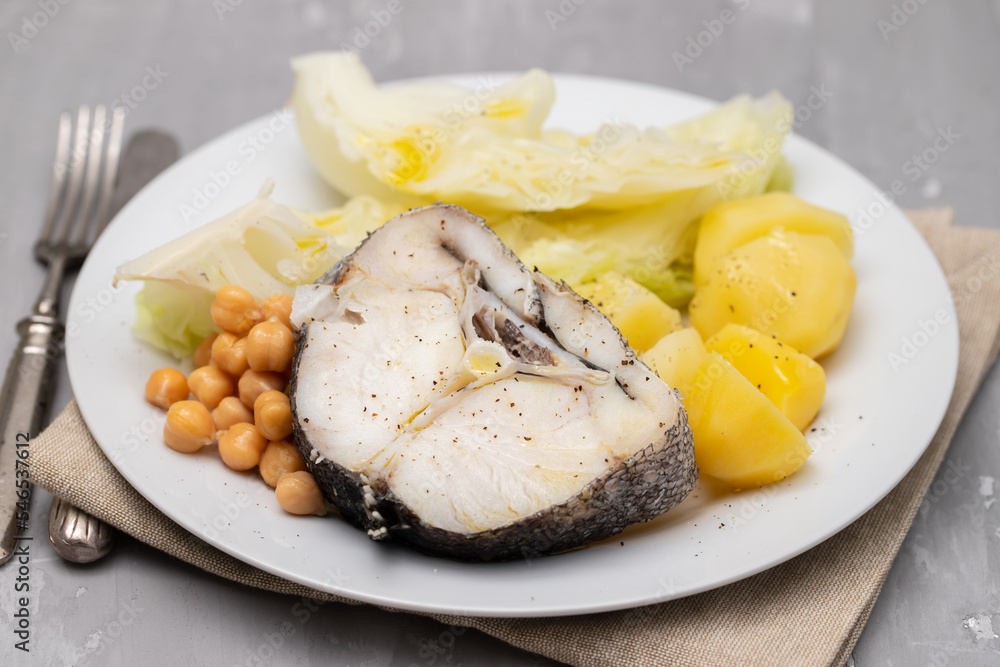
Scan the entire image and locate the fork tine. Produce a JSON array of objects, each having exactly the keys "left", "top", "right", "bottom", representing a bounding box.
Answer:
[
  {"left": 71, "top": 105, "right": 107, "bottom": 246},
  {"left": 35, "top": 112, "right": 73, "bottom": 246},
  {"left": 50, "top": 106, "right": 91, "bottom": 246},
  {"left": 91, "top": 106, "right": 125, "bottom": 239}
]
